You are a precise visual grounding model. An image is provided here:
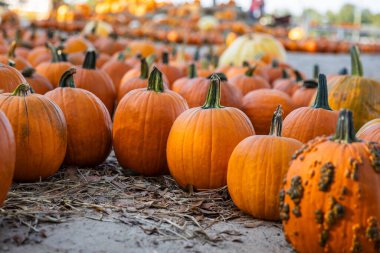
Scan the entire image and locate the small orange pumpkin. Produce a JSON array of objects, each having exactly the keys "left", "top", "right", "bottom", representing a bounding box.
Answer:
[
  {"left": 229, "top": 67, "right": 270, "bottom": 95},
  {"left": 172, "top": 63, "right": 198, "bottom": 93},
  {"left": 21, "top": 67, "right": 53, "bottom": 94},
  {"left": 101, "top": 51, "right": 132, "bottom": 92},
  {"left": 154, "top": 51, "right": 184, "bottom": 87},
  {"left": 356, "top": 118, "right": 380, "bottom": 142}
]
